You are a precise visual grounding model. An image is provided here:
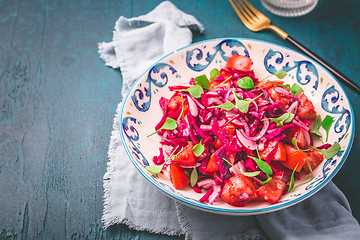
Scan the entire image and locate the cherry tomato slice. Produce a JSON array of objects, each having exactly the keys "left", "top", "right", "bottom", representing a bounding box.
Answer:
[
  {"left": 168, "top": 92, "right": 183, "bottom": 112},
  {"left": 173, "top": 142, "right": 197, "bottom": 166},
  {"left": 297, "top": 94, "right": 317, "bottom": 121},
  {"left": 281, "top": 144, "right": 307, "bottom": 172},
  {"left": 221, "top": 175, "right": 258, "bottom": 205},
  {"left": 303, "top": 149, "right": 324, "bottom": 174},
  {"left": 206, "top": 153, "right": 220, "bottom": 172},
  {"left": 257, "top": 80, "right": 284, "bottom": 90},
  {"left": 256, "top": 178, "right": 286, "bottom": 203},
  {"left": 170, "top": 164, "right": 190, "bottom": 190},
  {"left": 225, "top": 54, "right": 253, "bottom": 72}
]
